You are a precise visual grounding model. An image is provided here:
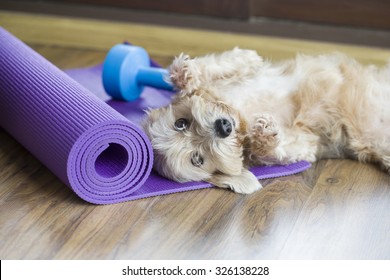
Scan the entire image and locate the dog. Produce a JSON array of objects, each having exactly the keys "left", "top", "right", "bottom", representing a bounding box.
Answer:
[{"left": 143, "top": 48, "right": 390, "bottom": 194}]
